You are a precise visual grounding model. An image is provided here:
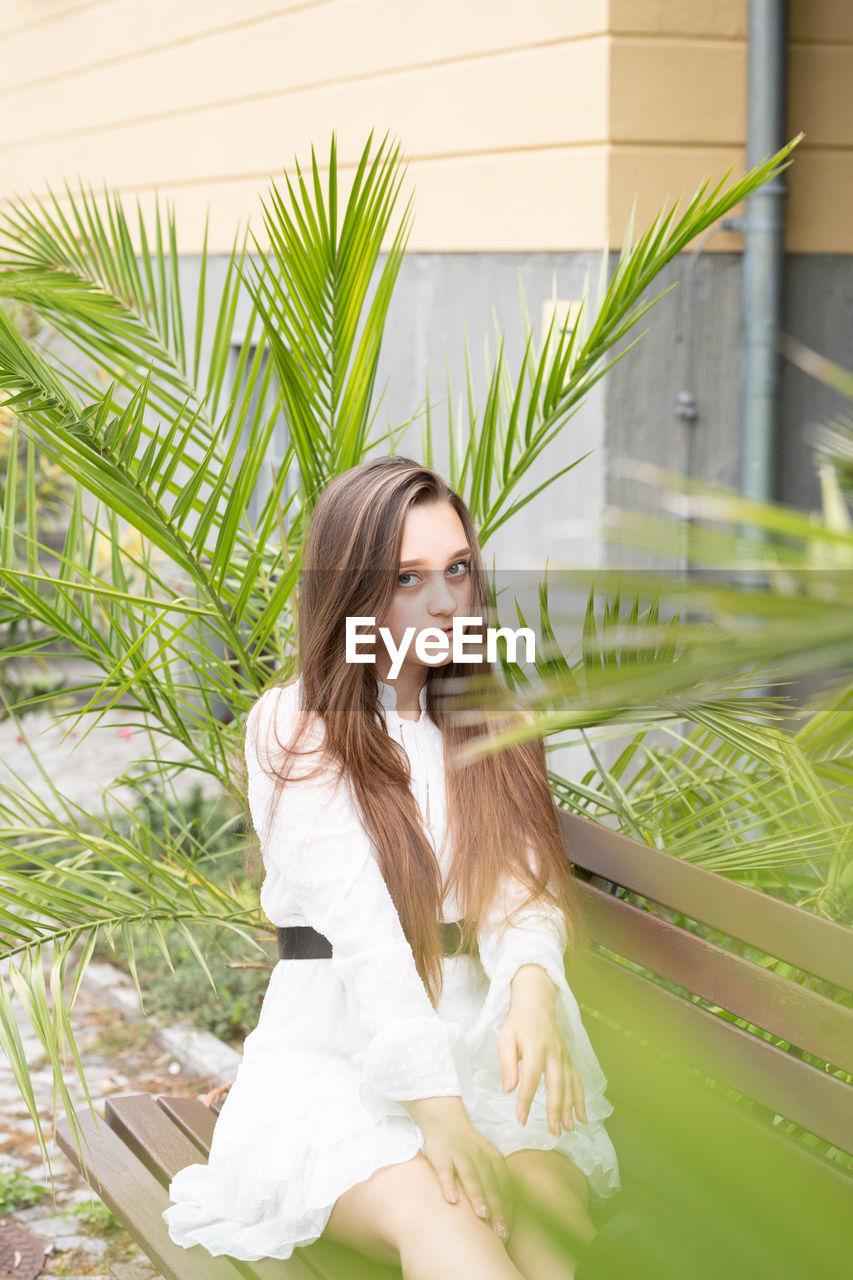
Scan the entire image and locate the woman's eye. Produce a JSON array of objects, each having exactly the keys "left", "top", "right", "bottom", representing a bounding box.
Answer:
[{"left": 397, "top": 561, "right": 468, "bottom": 587}]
